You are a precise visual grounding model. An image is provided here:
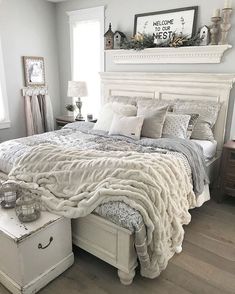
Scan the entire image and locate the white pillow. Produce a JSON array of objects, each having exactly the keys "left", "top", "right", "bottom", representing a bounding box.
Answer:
[
  {"left": 93, "top": 102, "right": 137, "bottom": 132},
  {"left": 162, "top": 114, "right": 191, "bottom": 139},
  {"left": 109, "top": 115, "right": 144, "bottom": 140}
]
